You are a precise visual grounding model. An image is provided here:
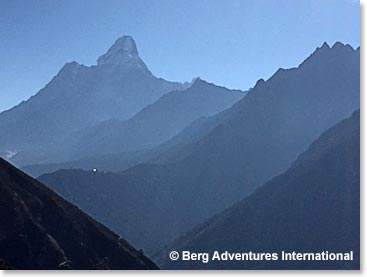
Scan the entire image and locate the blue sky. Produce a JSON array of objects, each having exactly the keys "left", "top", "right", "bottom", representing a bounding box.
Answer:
[{"left": 0, "top": 0, "right": 360, "bottom": 112}]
